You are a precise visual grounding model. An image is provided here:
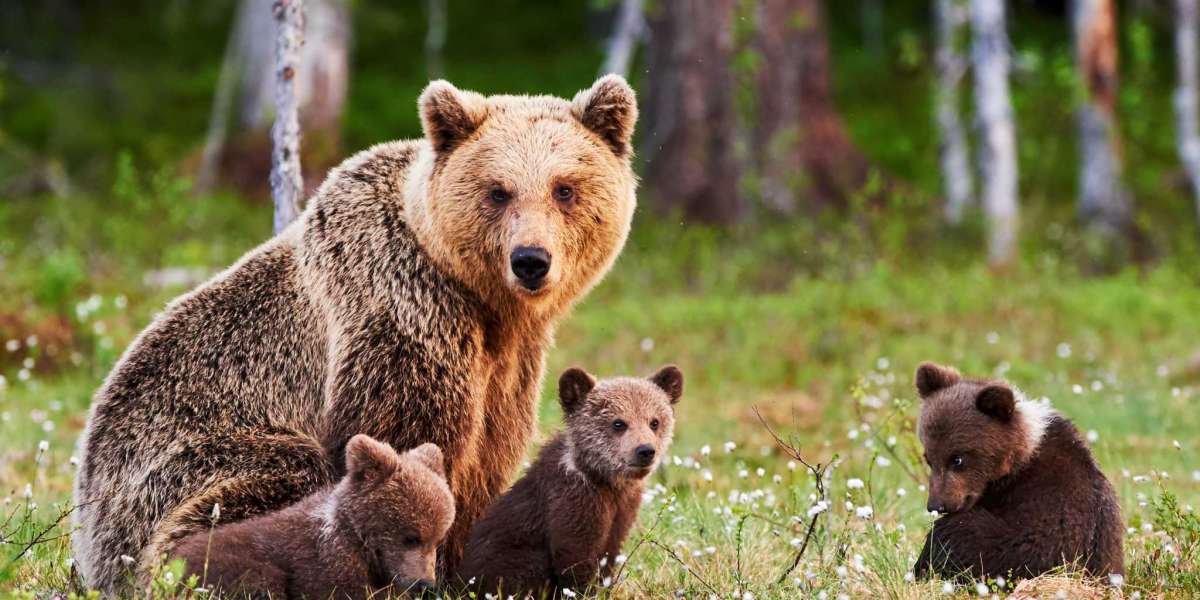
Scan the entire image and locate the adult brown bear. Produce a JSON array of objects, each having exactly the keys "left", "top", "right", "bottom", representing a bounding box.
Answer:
[{"left": 71, "top": 75, "right": 638, "bottom": 594}]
